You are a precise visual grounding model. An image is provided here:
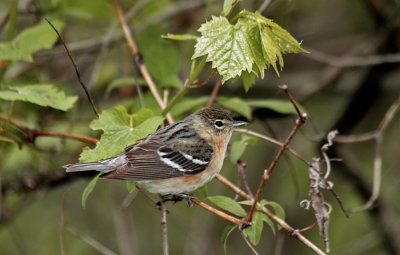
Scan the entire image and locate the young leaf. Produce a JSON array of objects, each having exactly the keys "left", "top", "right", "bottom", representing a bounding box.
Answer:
[
  {"left": 208, "top": 195, "right": 247, "bottom": 217},
  {"left": 192, "top": 10, "right": 307, "bottom": 84},
  {"left": 243, "top": 212, "right": 263, "bottom": 246},
  {"left": 126, "top": 181, "right": 136, "bottom": 193},
  {"left": 221, "top": 0, "right": 239, "bottom": 16},
  {"left": 261, "top": 199, "right": 285, "bottom": 228},
  {"left": 241, "top": 70, "right": 257, "bottom": 92},
  {"left": 192, "top": 16, "right": 253, "bottom": 83},
  {"left": 217, "top": 97, "right": 252, "bottom": 120},
  {"left": 82, "top": 172, "right": 102, "bottom": 209},
  {"left": 79, "top": 106, "right": 164, "bottom": 162},
  {"left": 194, "top": 186, "right": 208, "bottom": 199},
  {"left": 221, "top": 224, "right": 237, "bottom": 254},
  {"left": 262, "top": 214, "right": 276, "bottom": 235},
  {"left": 0, "top": 84, "right": 77, "bottom": 111},
  {"left": 0, "top": 20, "right": 64, "bottom": 62},
  {"left": 230, "top": 135, "right": 258, "bottom": 164}
]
